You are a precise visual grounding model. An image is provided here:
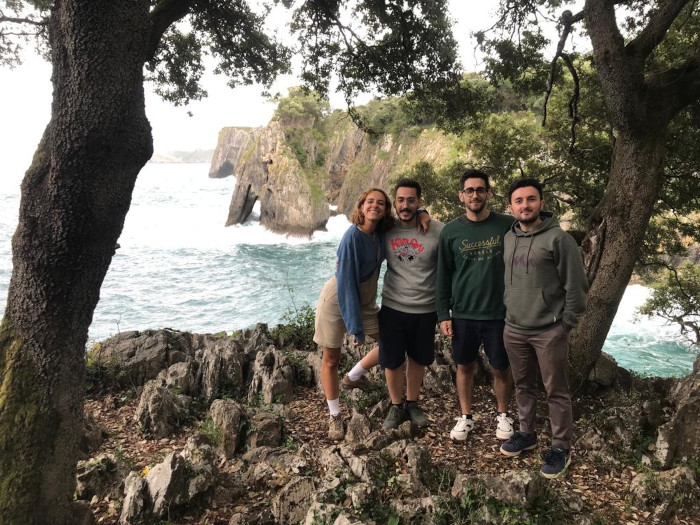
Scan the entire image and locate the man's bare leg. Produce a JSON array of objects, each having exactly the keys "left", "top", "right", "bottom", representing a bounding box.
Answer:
[
  {"left": 385, "top": 364, "right": 406, "bottom": 405},
  {"left": 456, "top": 362, "right": 475, "bottom": 414},
  {"left": 405, "top": 357, "right": 425, "bottom": 402},
  {"left": 492, "top": 366, "right": 513, "bottom": 413}
]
